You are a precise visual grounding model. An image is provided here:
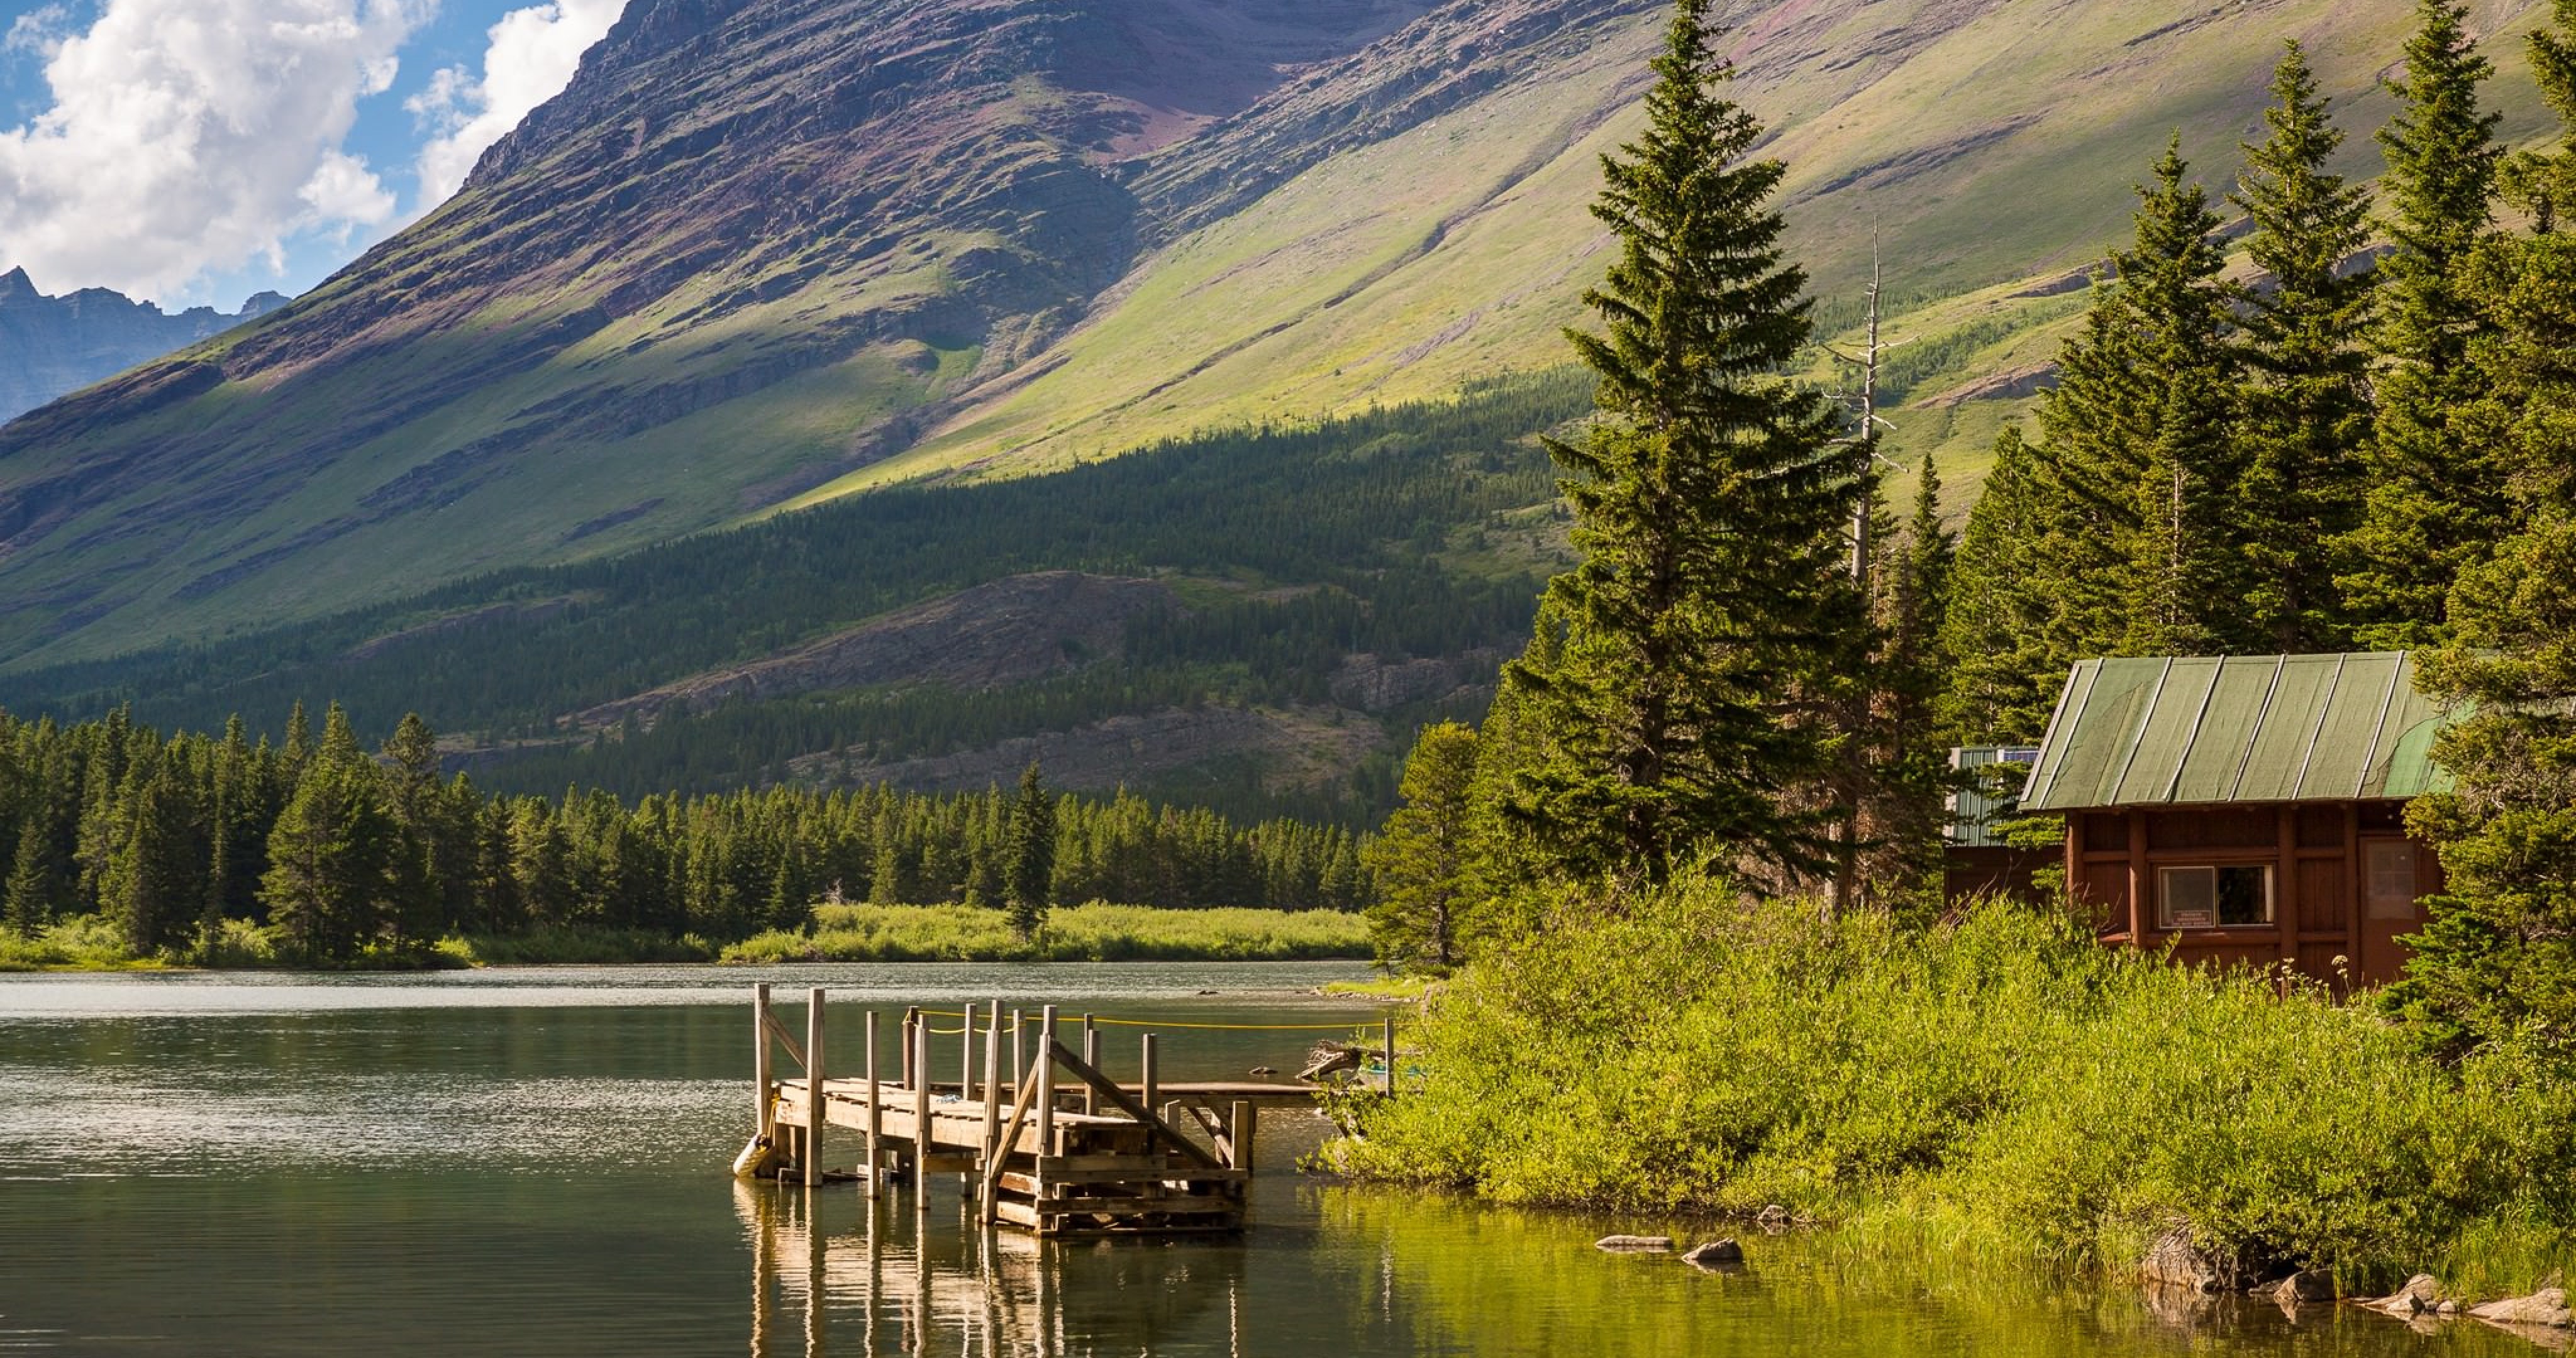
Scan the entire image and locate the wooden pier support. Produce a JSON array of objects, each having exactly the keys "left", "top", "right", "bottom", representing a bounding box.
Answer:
[
  {"left": 743, "top": 990, "right": 1326, "bottom": 1236},
  {"left": 805, "top": 987, "right": 826, "bottom": 1190},
  {"left": 863, "top": 1008, "right": 882, "bottom": 1197}
]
